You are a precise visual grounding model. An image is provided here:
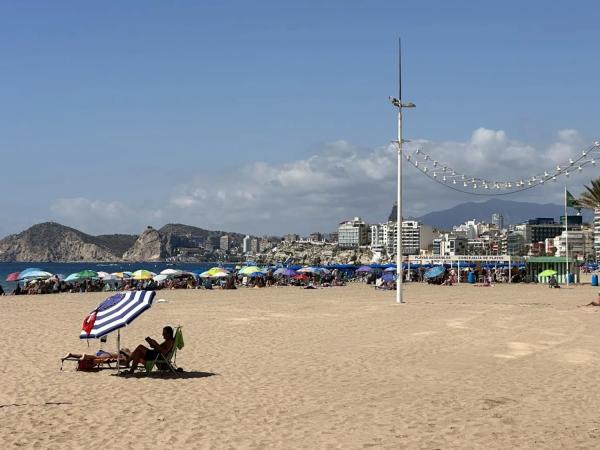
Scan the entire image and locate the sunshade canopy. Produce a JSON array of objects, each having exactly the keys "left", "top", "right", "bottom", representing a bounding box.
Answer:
[{"left": 80, "top": 290, "right": 155, "bottom": 339}]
